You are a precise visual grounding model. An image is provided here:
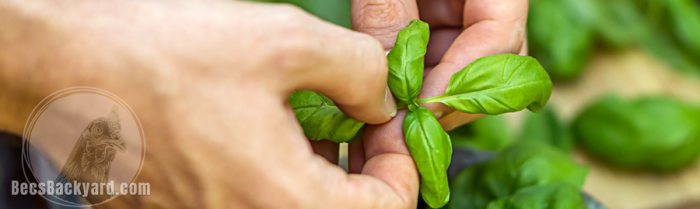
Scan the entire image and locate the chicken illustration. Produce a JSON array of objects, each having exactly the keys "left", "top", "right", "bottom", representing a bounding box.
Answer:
[{"left": 54, "top": 106, "right": 127, "bottom": 203}]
